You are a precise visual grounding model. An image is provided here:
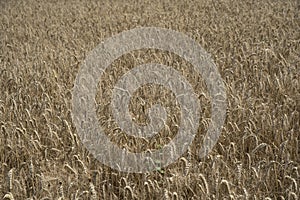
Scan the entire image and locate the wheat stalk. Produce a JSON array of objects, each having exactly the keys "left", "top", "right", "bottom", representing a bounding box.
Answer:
[
  {"left": 7, "top": 168, "right": 13, "bottom": 192},
  {"left": 164, "top": 189, "right": 170, "bottom": 200},
  {"left": 219, "top": 180, "right": 231, "bottom": 196},
  {"left": 198, "top": 173, "right": 209, "bottom": 195},
  {"left": 89, "top": 182, "right": 97, "bottom": 200},
  {"left": 3, "top": 193, "right": 14, "bottom": 200},
  {"left": 58, "top": 181, "right": 64, "bottom": 199},
  {"left": 288, "top": 191, "right": 298, "bottom": 200},
  {"left": 124, "top": 186, "right": 133, "bottom": 199}
]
